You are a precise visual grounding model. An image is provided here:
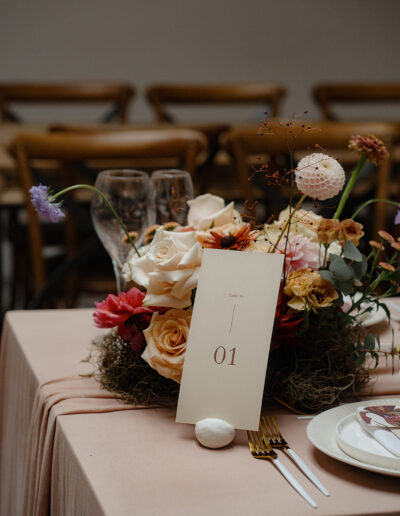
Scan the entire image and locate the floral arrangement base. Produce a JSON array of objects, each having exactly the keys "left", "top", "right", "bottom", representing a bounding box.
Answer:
[
  {"left": 92, "top": 319, "right": 374, "bottom": 414},
  {"left": 91, "top": 330, "right": 179, "bottom": 406},
  {"left": 265, "top": 320, "right": 373, "bottom": 413}
]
